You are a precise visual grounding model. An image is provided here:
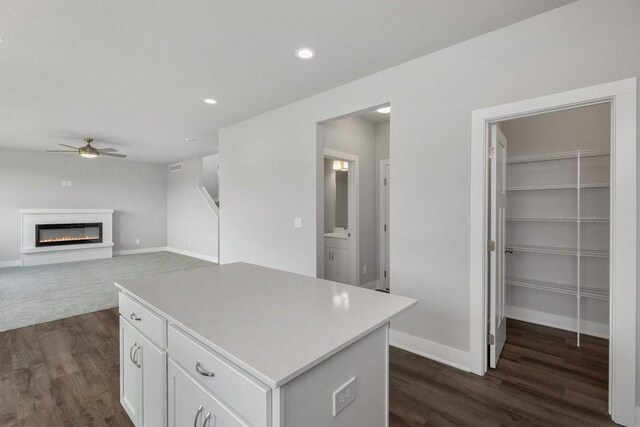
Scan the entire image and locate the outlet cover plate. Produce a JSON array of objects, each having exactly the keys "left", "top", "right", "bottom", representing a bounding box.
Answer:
[{"left": 333, "top": 377, "right": 356, "bottom": 416}]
